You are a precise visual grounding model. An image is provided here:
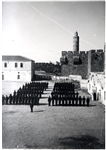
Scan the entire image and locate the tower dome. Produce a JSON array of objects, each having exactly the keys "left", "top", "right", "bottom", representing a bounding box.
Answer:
[{"left": 74, "top": 31, "right": 78, "bottom": 37}]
